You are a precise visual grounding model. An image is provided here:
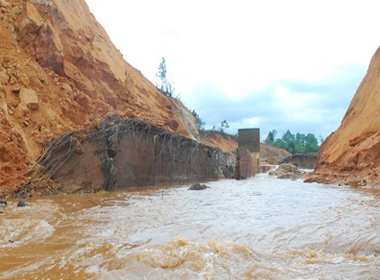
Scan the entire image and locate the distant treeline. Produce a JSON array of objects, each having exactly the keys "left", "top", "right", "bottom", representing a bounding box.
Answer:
[{"left": 264, "top": 130, "right": 320, "bottom": 154}]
